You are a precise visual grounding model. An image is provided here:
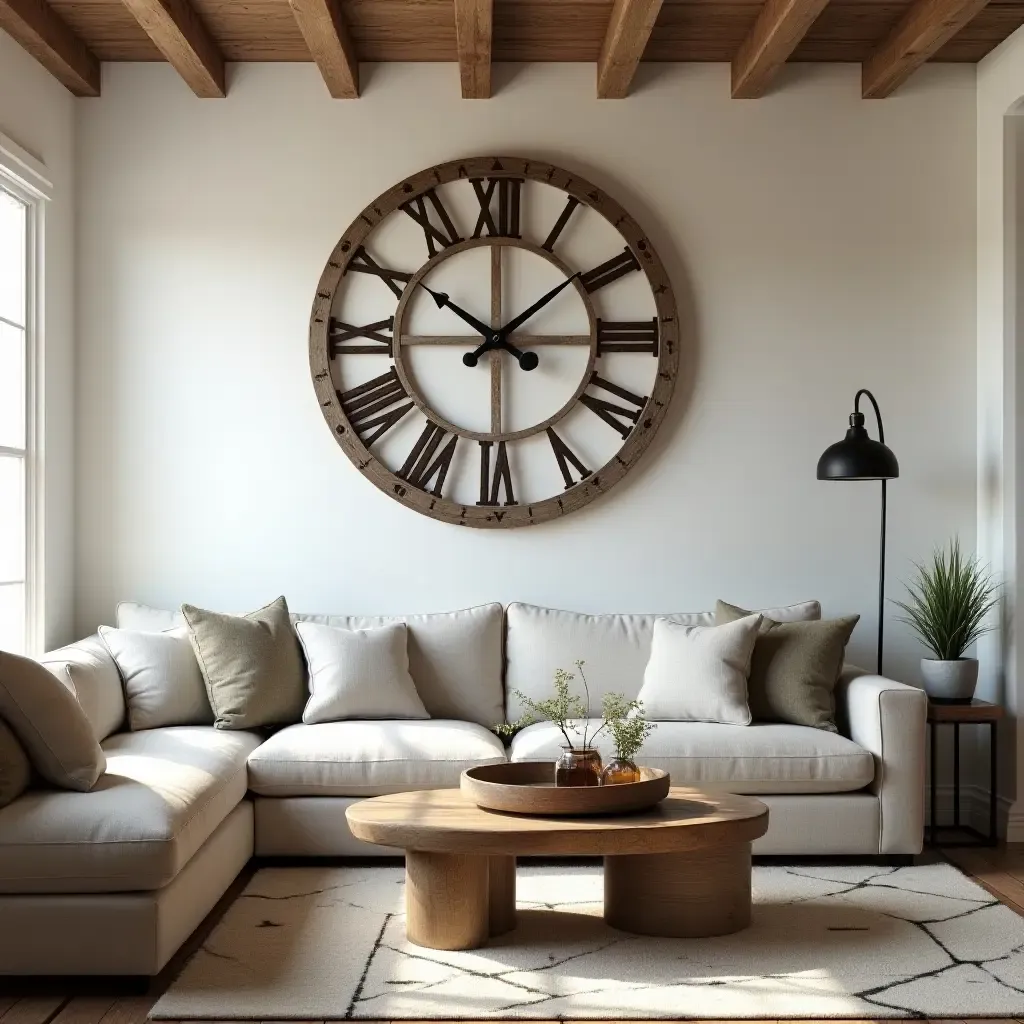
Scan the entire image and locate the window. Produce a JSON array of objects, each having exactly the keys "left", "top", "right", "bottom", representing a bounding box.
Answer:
[{"left": 0, "top": 136, "right": 48, "bottom": 656}]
